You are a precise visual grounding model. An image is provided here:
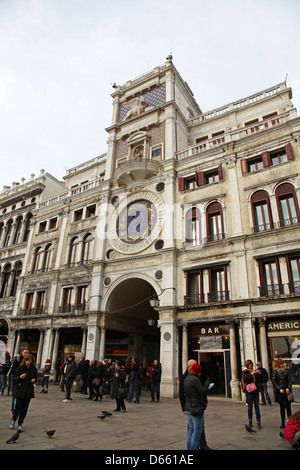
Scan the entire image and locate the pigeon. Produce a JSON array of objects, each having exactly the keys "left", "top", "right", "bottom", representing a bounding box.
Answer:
[
  {"left": 101, "top": 411, "right": 112, "bottom": 417},
  {"left": 97, "top": 415, "right": 106, "bottom": 420},
  {"left": 45, "top": 429, "right": 56, "bottom": 438},
  {"left": 245, "top": 424, "right": 256, "bottom": 433},
  {"left": 6, "top": 430, "right": 21, "bottom": 444}
]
